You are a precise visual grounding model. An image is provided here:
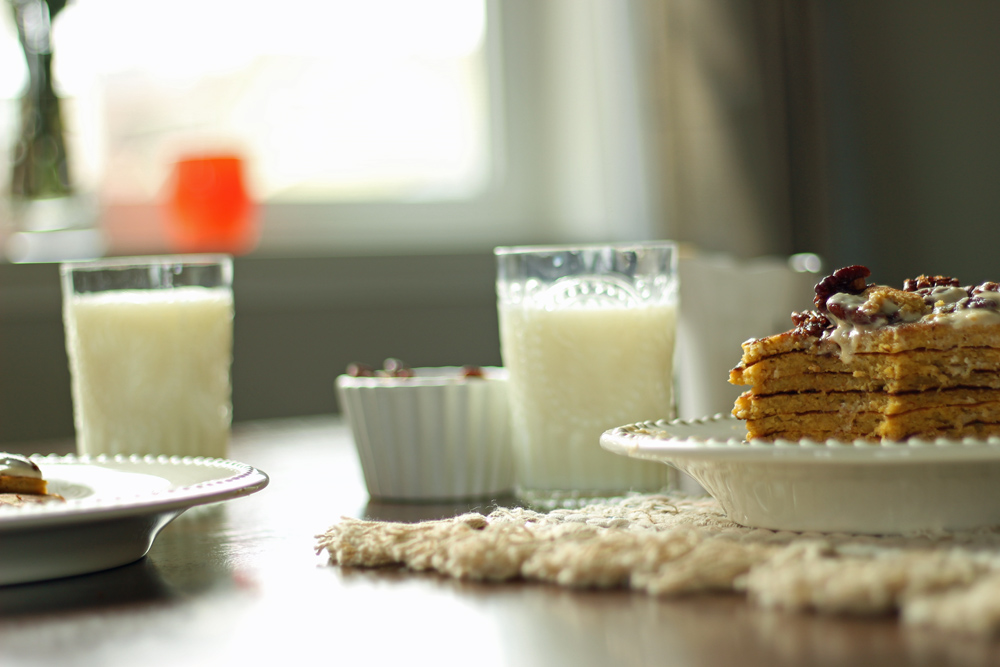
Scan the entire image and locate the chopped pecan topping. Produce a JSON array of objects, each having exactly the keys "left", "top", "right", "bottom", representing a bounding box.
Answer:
[
  {"left": 790, "top": 310, "right": 831, "bottom": 338},
  {"left": 903, "top": 275, "right": 961, "bottom": 291},
  {"left": 972, "top": 282, "right": 1000, "bottom": 294},
  {"left": 813, "top": 265, "right": 871, "bottom": 312}
]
